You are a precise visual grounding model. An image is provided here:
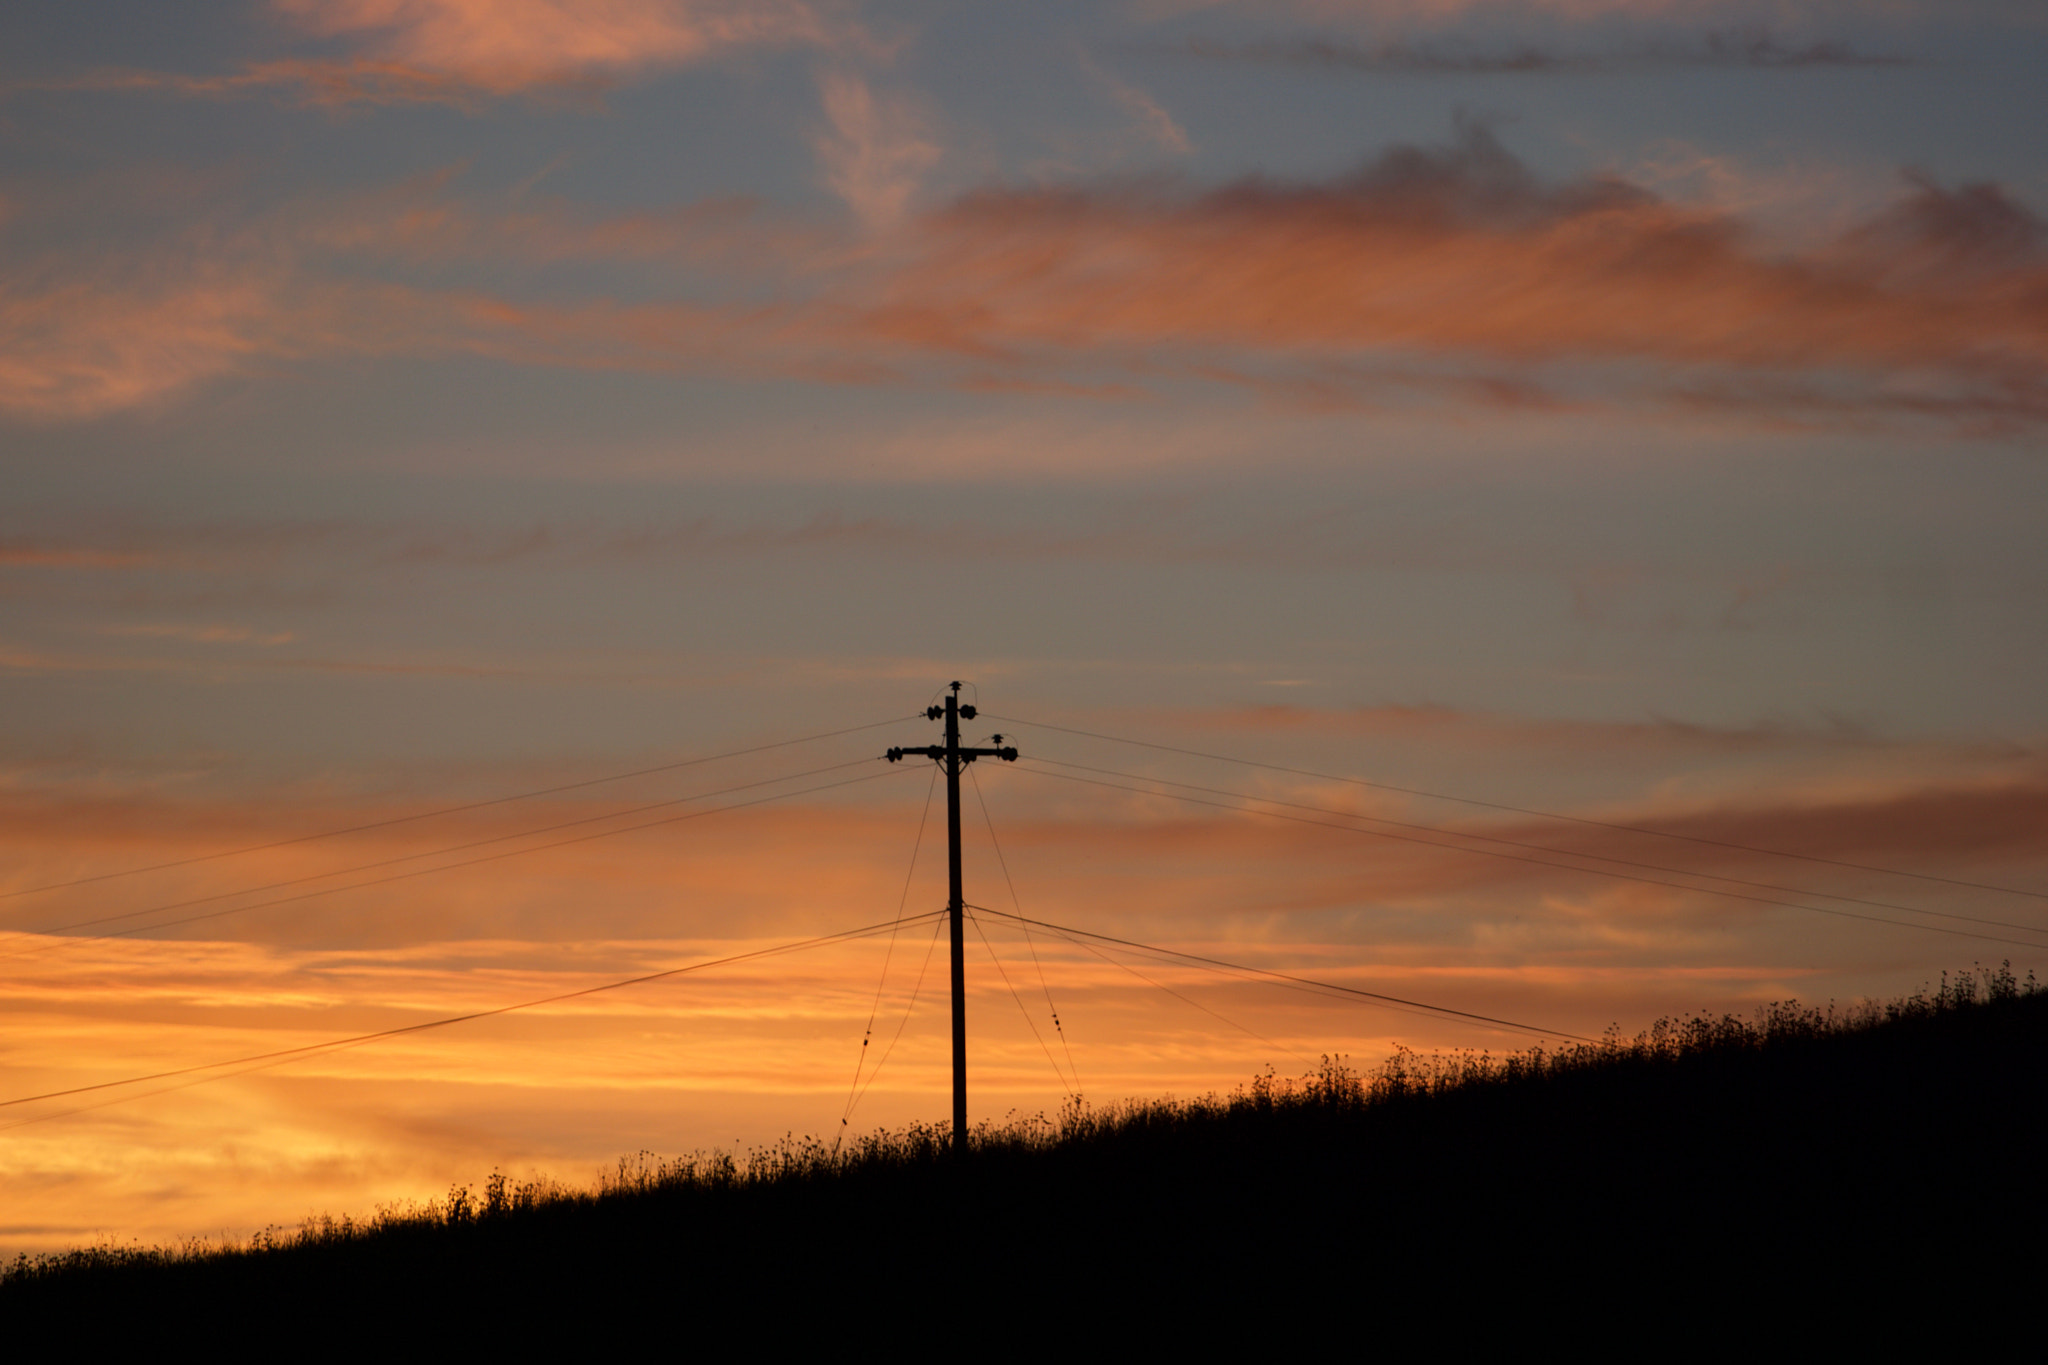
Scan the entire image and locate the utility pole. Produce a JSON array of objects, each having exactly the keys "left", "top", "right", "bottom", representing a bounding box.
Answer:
[{"left": 886, "top": 682, "right": 1018, "bottom": 1149}]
